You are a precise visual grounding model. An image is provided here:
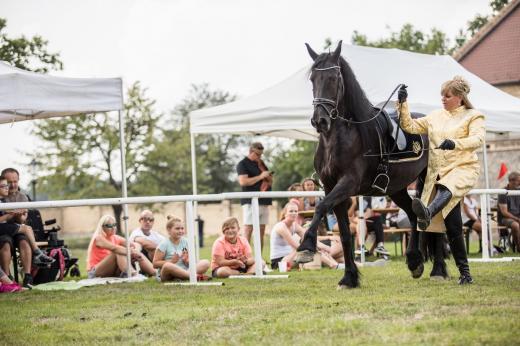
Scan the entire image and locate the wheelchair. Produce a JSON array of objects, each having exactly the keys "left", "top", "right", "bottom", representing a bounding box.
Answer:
[{"left": 13, "top": 209, "right": 80, "bottom": 284}]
